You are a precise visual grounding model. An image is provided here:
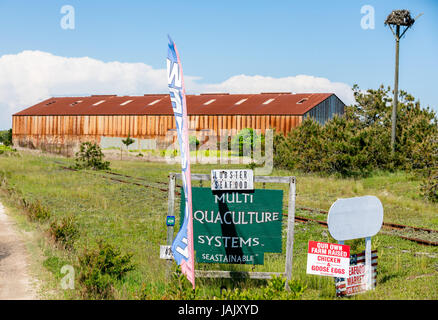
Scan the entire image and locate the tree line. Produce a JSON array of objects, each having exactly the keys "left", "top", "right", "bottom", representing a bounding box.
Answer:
[{"left": 273, "top": 85, "right": 437, "bottom": 202}]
